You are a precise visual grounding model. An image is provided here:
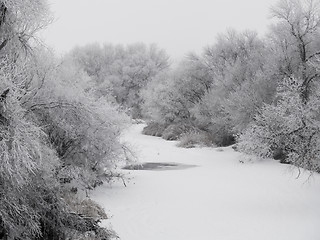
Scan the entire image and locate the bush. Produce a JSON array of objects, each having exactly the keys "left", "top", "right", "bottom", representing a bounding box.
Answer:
[
  {"left": 177, "top": 130, "right": 213, "bottom": 148},
  {"left": 237, "top": 78, "right": 320, "bottom": 172},
  {"left": 204, "top": 124, "right": 235, "bottom": 147},
  {"left": 142, "top": 122, "right": 168, "bottom": 137},
  {"left": 0, "top": 54, "right": 121, "bottom": 239},
  {"left": 162, "top": 123, "right": 196, "bottom": 140},
  {"left": 24, "top": 54, "right": 130, "bottom": 192},
  {"left": 63, "top": 193, "right": 108, "bottom": 221}
]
